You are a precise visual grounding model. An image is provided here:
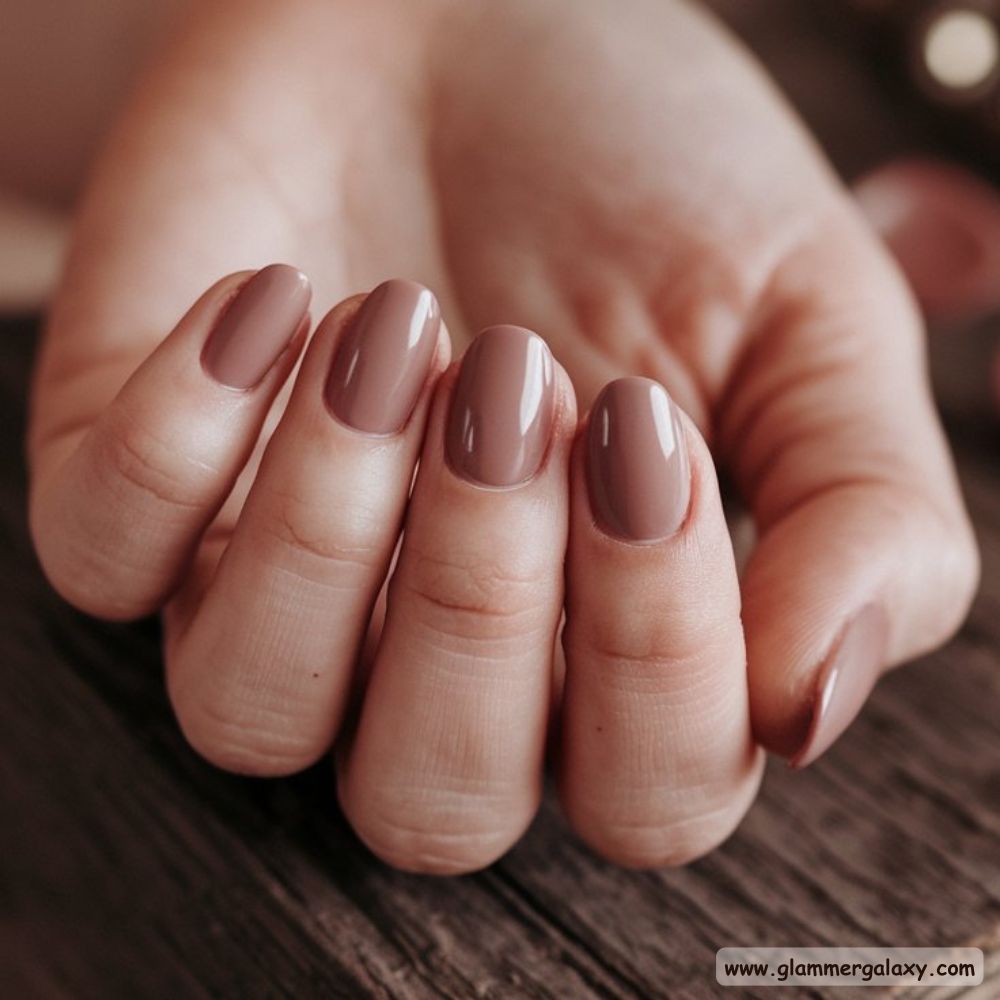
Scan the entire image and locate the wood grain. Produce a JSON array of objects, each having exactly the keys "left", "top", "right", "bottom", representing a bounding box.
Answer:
[{"left": 2, "top": 4, "right": 999, "bottom": 998}]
